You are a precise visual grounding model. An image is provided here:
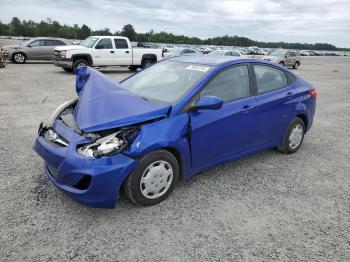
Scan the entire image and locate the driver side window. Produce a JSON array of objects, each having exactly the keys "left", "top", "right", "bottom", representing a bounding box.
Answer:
[
  {"left": 95, "top": 38, "right": 113, "bottom": 49},
  {"left": 200, "top": 65, "right": 251, "bottom": 102},
  {"left": 29, "top": 40, "right": 45, "bottom": 47}
]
